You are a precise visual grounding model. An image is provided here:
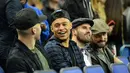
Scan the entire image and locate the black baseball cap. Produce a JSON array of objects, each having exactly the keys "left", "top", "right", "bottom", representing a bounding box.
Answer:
[
  {"left": 12, "top": 8, "right": 47, "bottom": 30},
  {"left": 50, "top": 9, "right": 70, "bottom": 24},
  {"left": 72, "top": 18, "right": 94, "bottom": 28}
]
